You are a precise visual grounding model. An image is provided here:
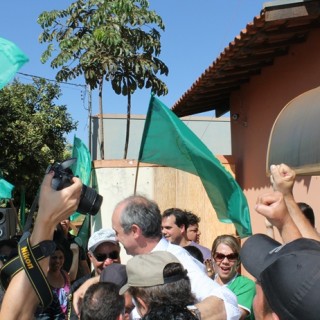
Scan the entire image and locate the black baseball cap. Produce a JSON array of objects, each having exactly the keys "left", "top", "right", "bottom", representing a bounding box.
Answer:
[
  {"left": 241, "top": 234, "right": 320, "bottom": 320},
  {"left": 100, "top": 263, "right": 127, "bottom": 288}
]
